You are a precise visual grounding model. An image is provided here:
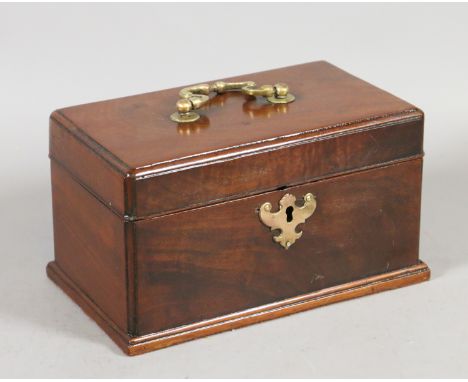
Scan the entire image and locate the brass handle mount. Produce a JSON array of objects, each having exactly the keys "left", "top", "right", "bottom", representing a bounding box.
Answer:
[{"left": 170, "top": 80, "right": 295, "bottom": 123}]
